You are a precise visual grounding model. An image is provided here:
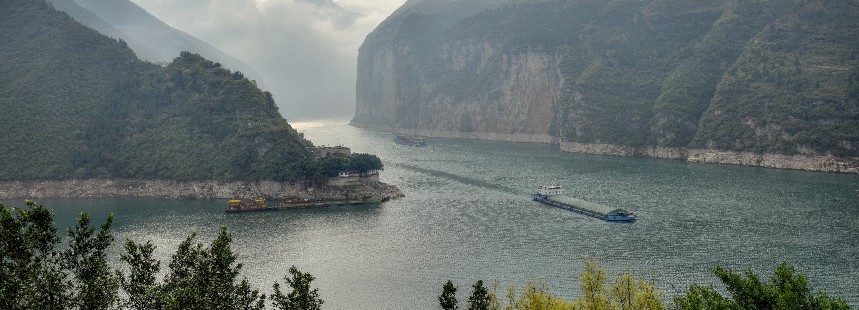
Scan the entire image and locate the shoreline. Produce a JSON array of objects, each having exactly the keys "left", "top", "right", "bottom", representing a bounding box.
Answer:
[
  {"left": 351, "top": 122, "right": 859, "bottom": 174},
  {"left": 0, "top": 179, "right": 405, "bottom": 200}
]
